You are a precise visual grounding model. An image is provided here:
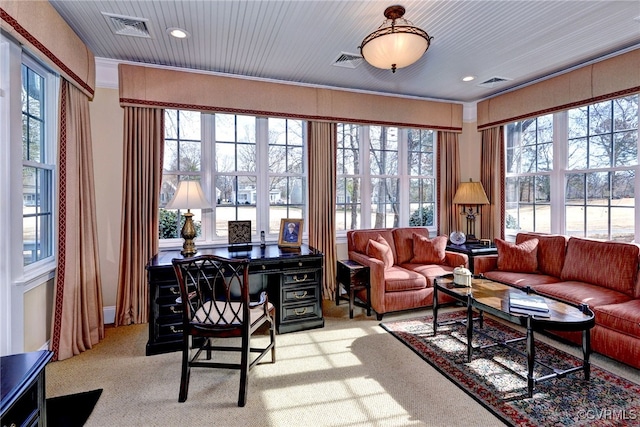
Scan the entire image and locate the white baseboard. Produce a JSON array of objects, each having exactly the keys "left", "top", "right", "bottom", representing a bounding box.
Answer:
[{"left": 104, "top": 305, "right": 116, "bottom": 325}]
